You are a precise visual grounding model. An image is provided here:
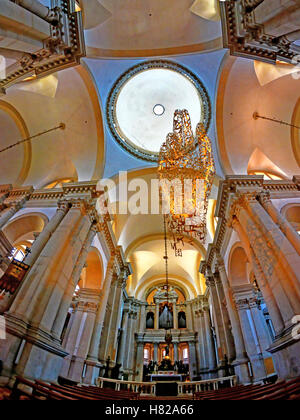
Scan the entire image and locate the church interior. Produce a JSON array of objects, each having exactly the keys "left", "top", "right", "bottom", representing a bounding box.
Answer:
[{"left": 0, "top": 0, "right": 300, "bottom": 401}]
